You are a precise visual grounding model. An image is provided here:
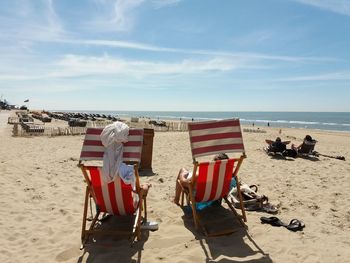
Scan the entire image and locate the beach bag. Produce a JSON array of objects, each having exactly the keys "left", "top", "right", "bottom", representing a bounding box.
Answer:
[
  {"left": 229, "top": 183, "right": 278, "bottom": 214},
  {"left": 283, "top": 149, "right": 298, "bottom": 158}
]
